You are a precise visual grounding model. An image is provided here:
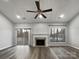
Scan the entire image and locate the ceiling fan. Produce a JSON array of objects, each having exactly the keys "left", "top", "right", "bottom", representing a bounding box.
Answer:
[{"left": 26, "top": 1, "right": 52, "bottom": 19}]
